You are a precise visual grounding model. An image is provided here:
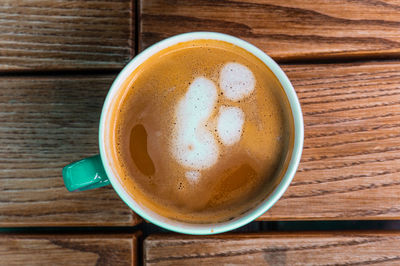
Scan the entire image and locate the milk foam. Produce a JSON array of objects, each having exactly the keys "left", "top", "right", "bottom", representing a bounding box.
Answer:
[
  {"left": 172, "top": 63, "right": 256, "bottom": 174},
  {"left": 185, "top": 170, "right": 201, "bottom": 182},
  {"left": 172, "top": 77, "right": 219, "bottom": 170},
  {"left": 216, "top": 106, "right": 245, "bottom": 146},
  {"left": 219, "top": 62, "right": 255, "bottom": 101}
]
